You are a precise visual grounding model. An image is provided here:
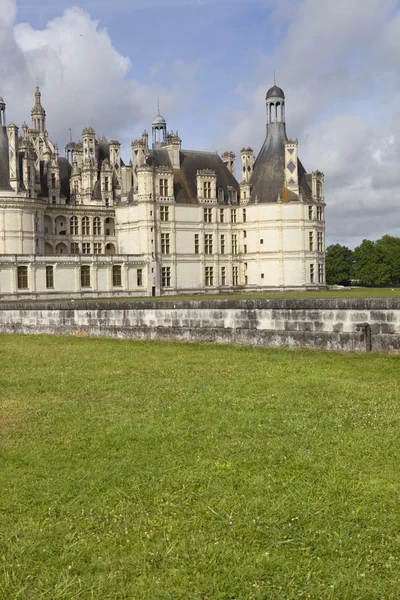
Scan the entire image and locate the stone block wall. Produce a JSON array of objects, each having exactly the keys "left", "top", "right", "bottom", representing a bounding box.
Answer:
[{"left": 0, "top": 297, "right": 399, "bottom": 352}]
